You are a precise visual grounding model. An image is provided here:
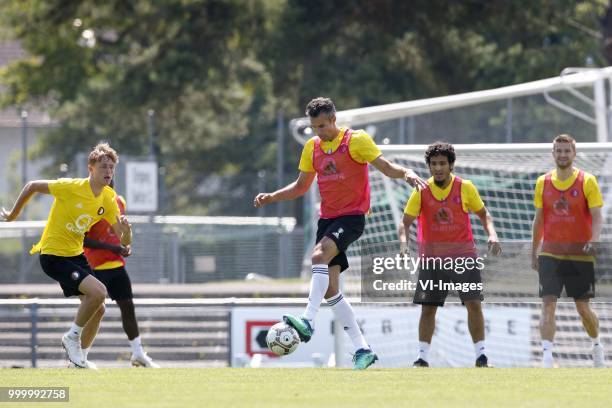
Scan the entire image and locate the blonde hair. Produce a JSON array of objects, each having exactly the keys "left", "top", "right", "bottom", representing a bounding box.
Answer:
[
  {"left": 553, "top": 134, "right": 576, "bottom": 151},
  {"left": 88, "top": 142, "right": 118, "bottom": 165}
]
